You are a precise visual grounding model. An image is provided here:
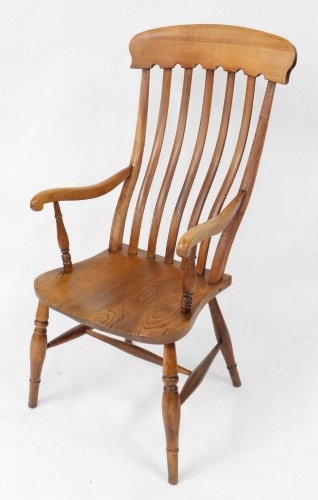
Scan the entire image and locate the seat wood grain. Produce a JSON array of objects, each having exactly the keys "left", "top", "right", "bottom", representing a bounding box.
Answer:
[{"left": 35, "top": 245, "right": 231, "bottom": 344}]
